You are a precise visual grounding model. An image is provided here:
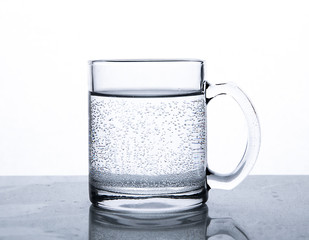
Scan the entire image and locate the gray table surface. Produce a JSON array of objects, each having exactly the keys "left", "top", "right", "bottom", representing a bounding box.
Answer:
[{"left": 0, "top": 176, "right": 308, "bottom": 240}]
